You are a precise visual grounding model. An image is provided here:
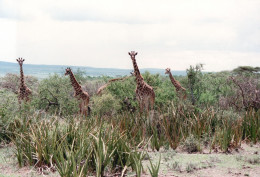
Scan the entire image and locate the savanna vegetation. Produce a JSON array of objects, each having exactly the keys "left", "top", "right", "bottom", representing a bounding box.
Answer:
[{"left": 0, "top": 65, "right": 259, "bottom": 176}]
